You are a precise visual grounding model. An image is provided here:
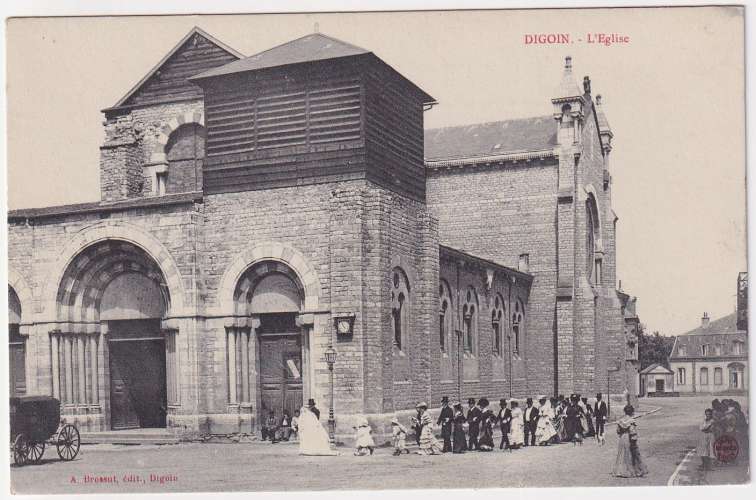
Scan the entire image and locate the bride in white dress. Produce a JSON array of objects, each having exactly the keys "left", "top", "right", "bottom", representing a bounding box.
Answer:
[{"left": 298, "top": 406, "right": 339, "bottom": 456}]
